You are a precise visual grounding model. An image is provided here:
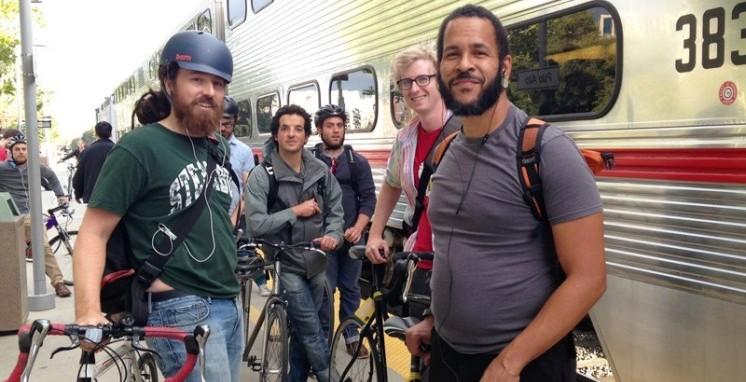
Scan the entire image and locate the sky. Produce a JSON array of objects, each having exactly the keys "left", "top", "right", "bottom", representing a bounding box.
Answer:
[{"left": 34, "top": 0, "right": 204, "bottom": 140}]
